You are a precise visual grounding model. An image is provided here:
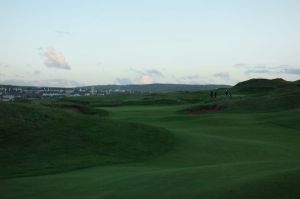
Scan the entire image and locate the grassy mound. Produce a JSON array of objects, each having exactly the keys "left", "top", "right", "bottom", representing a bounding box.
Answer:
[
  {"left": 179, "top": 78, "right": 300, "bottom": 113},
  {"left": 1, "top": 87, "right": 300, "bottom": 198},
  {"left": 61, "top": 92, "right": 203, "bottom": 107},
  {"left": 226, "top": 79, "right": 300, "bottom": 111},
  {"left": 232, "top": 78, "right": 289, "bottom": 93},
  {"left": 2, "top": 78, "right": 300, "bottom": 198},
  {"left": 225, "top": 92, "right": 300, "bottom": 112},
  {"left": 41, "top": 100, "right": 109, "bottom": 116},
  {"left": 0, "top": 103, "right": 174, "bottom": 178},
  {"left": 179, "top": 103, "right": 227, "bottom": 114}
]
